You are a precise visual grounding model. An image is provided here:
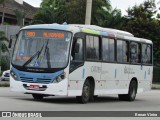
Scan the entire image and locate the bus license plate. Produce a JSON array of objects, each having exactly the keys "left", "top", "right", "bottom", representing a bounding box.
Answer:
[{"left": 29, "top": 85, "right": 40, "bottom": 90}]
